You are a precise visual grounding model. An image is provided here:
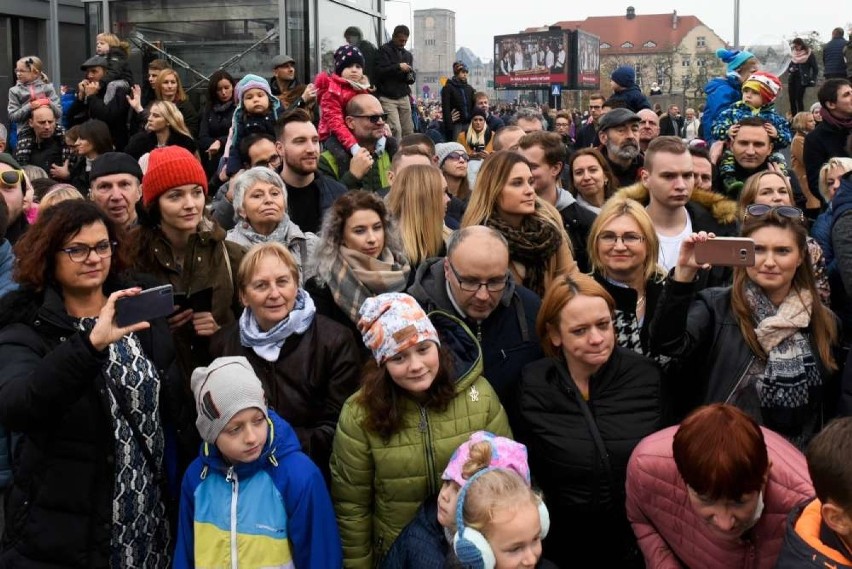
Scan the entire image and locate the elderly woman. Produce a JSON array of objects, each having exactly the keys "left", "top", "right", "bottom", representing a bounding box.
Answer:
[
  {"left": 569, "top": 148, "right": 618, "bottom": 215},
  {"left": 124, "top": 100, "right": 197, "bottom": 161},
  {"left": 0, "top": 200, "right": 191, "bottom": 567},
  {"left": 226, "top": 167, "right": 319, "bottom": 282},
  {"left": 626, "top": 404, "right": 814, "bottom": 569},
  {"left": 210, "top": 241, "right": 359, "bottom": 481},
  {"left": 515, "top": 273, "right": 664, "bottom": 568}
]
